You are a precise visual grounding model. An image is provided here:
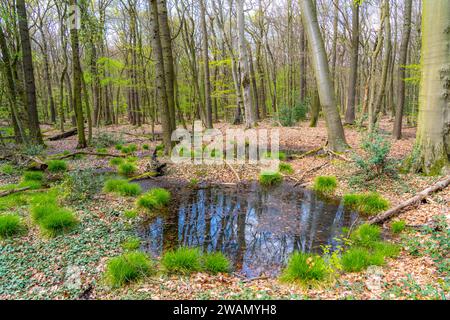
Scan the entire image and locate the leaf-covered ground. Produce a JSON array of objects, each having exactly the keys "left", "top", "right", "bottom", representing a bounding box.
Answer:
[{"left": 0, "top": 118, "right": 448, "bottom": 300}]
